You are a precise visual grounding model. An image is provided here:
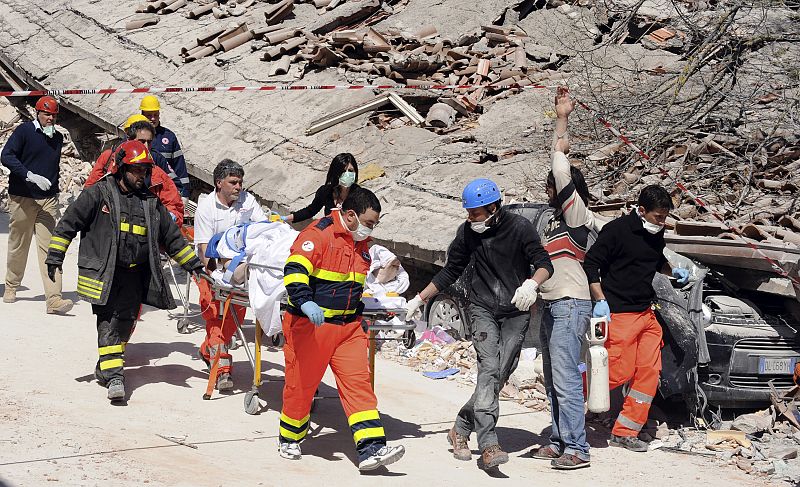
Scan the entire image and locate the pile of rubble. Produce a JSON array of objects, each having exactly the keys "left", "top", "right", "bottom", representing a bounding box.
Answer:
[
  {"left": 0, "top": 98, "right": 93, "bottom": 215},
  {"left": 587, "top": 128, "right": 800, "bottom": 247},
  {"left": 650, "top": 409, "right": 800, "bottom": 485},
  {"left": 378, "top": 329, "right": 550, "bottom": 411}
]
